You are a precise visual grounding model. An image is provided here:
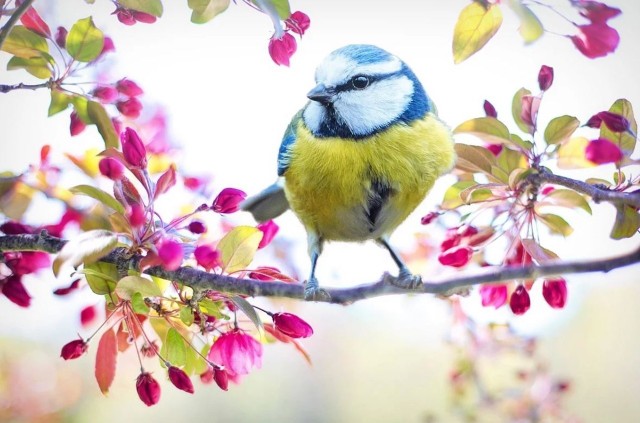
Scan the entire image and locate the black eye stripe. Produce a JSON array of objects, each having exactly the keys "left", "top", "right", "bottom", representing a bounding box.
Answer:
[{"left": 333, "top": 71, "right": 402, "bottom": 93}]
